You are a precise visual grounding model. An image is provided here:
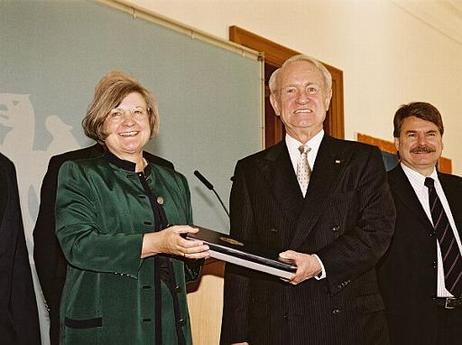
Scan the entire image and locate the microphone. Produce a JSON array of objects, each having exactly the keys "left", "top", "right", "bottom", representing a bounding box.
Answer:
[
  {"left": 194, "top": 170, "right": 230, "bottom": 218},
  {"left": 194, "top": 170, "right": 214, "bottom": 190}
]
